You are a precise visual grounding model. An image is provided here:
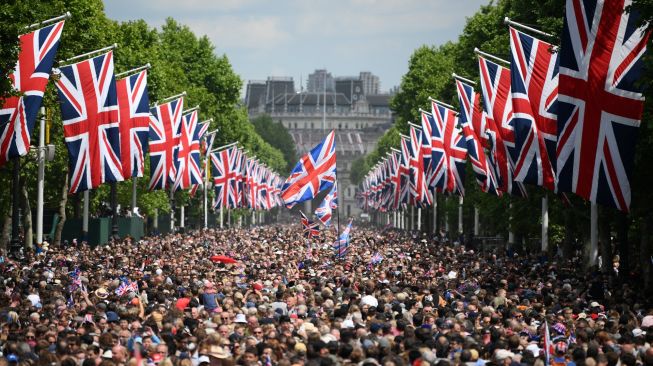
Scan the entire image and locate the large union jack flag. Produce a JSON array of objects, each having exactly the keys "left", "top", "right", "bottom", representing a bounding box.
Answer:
[
  {"left": 315, "top": 181, "right": 338, "bottom": 226},
  {"left": 149, "top": 97, "right": 184, "bottom": 191},
  {"left": 281, "top": 130, "right": 337, "bottom": 208},
  {"left": 0, "top": 21, "right": 64, "bottom": 166},
  {"left": 432, "top": 101, "right": 467, "bottom": 196},
  {"left": 509, "top": 27, "right": 559, "bottom": 191},
  {"left": 479, "top": 55, "right": 527, "bottom": 197},
  {"left": 399, "top": 137, "right": 412, "bottom": 206},
  {"left": 421, "top": 109, "right": 446, "bottom": 192},
  {"left": 556, "top": 0, "right": 650, "bottom": 212},
  {"left": 409, "top": 125, "right": 432, "bottom": 206},
  {"left": 116, "top": 70, "right": 150, "bottom": 178},
  {"left": 56, "top": 51, "right": 123, "bottom": 193},
  {"left": 211, "top": 146, "right": 239, "bottom": 209},
  {"left": 455, "top": 79, "right": 501, "bottom": 195},
  {"left": 174, "top": 110, "right": 202, "bottom": 191}
]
